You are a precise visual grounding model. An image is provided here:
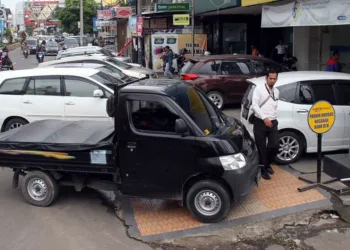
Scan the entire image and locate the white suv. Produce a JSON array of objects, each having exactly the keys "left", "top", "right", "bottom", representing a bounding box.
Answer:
[
  {"left": 0, "top": 68, "right": 115, "bottom": 132},
  {"left": 240, "top": 71, "right": 350, "bottom": 164}
]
